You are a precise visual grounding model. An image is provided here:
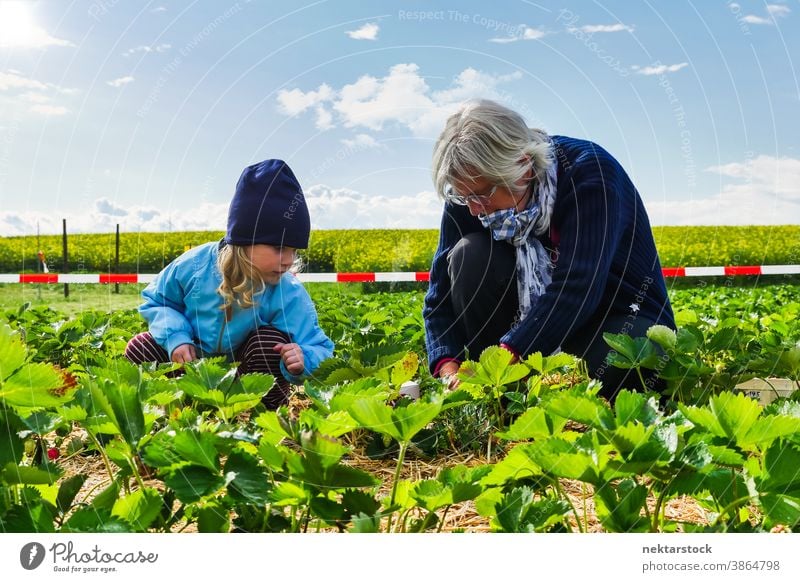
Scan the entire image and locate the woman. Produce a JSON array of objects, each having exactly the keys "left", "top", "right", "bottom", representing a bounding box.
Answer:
[{"left": 423, "top": 99, "right": 674, "bottom": 399}]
